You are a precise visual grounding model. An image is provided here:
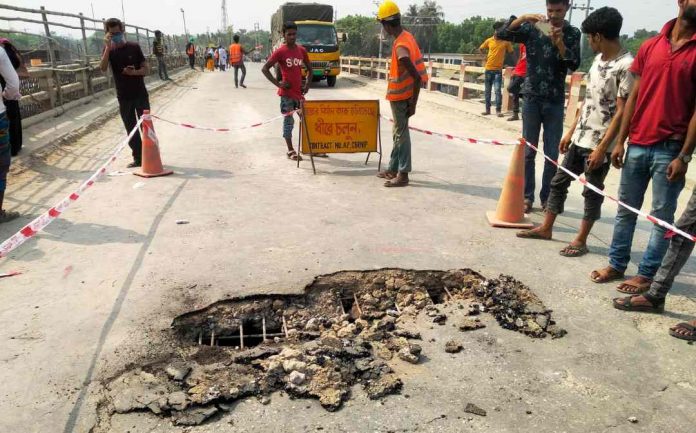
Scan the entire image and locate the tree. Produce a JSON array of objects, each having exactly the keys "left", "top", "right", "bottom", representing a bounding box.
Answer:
[{"left": 336, "top": 15, "right": 381, "bottom": 57}]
